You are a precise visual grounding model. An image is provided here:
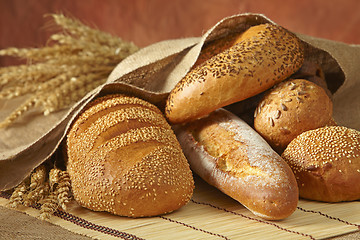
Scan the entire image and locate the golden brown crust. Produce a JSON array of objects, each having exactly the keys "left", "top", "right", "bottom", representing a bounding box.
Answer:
[
  {"left": 282, "top": 126, "right": 360, "bottom": 202},
  {"left": 66, "top": 94, "right": 194, "bottom": 217},
  {"left": 165, "top": 23, "right": 304, "bottom": 124},
  {"left": 192, "top": 33, "right": 245, "bottom": 68},
  {"left": 254, "top": 79, "right": 333, "bottom": 153},
  {"left": 291, "top": 60, "right": 332, "bottom": 97},
  {"left": 174, "top": 109, "right": 299, "bottom": 220}
]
